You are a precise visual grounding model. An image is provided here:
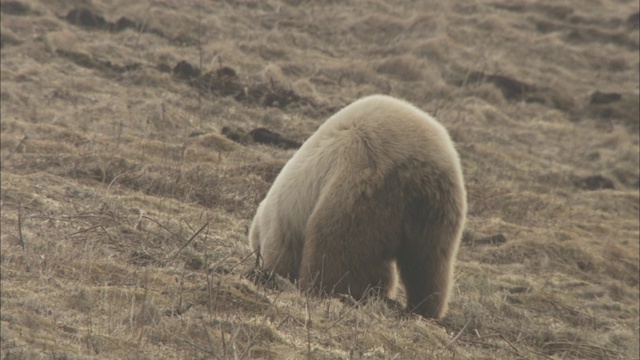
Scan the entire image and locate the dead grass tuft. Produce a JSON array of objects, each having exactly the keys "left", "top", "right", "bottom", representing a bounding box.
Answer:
[{"left": 375, "top": 55, "right": 425, "bottom": 82}]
